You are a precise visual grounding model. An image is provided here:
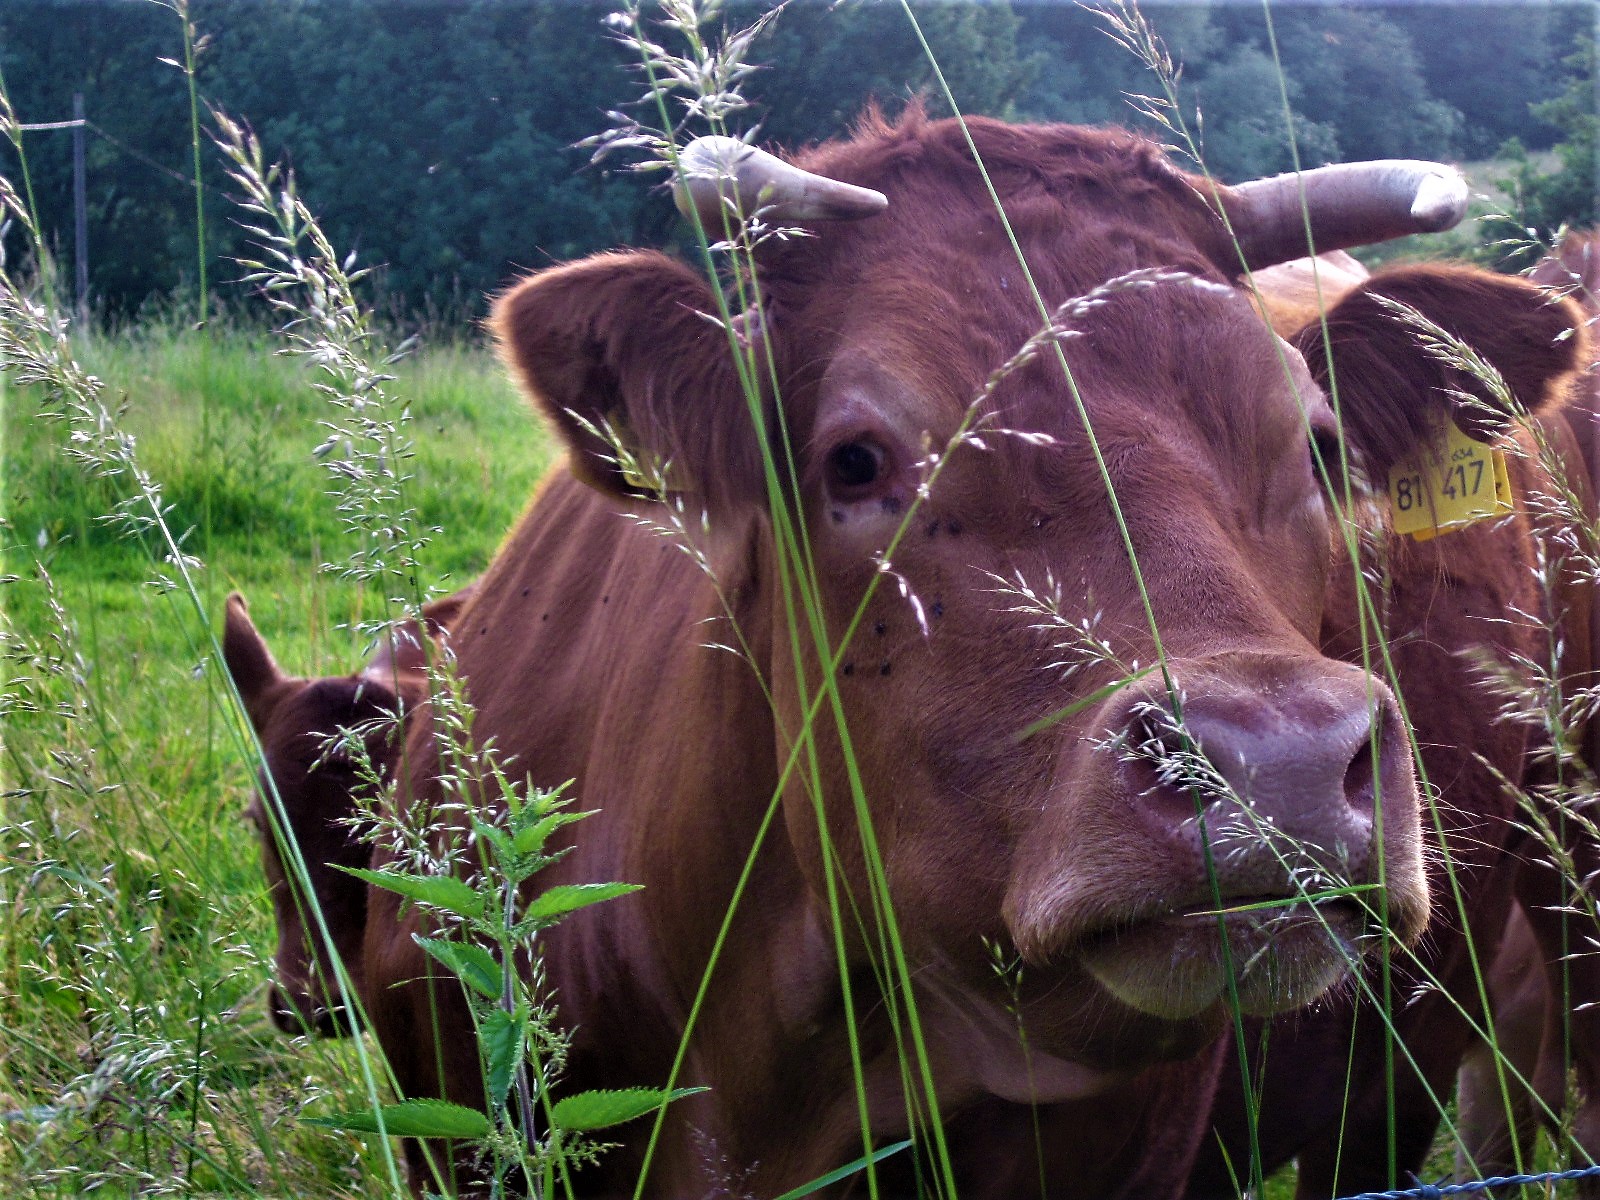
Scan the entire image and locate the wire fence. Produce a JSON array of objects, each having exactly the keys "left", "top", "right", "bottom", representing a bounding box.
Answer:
[{"left": 1334, "top": 1164, "right": 1600, "bottom": 1199}]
